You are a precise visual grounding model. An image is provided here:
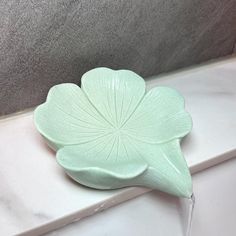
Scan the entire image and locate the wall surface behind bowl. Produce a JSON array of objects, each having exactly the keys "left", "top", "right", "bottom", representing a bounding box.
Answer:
[{"left": 1, "top": 0, "right": 236, "bottom": 115}]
